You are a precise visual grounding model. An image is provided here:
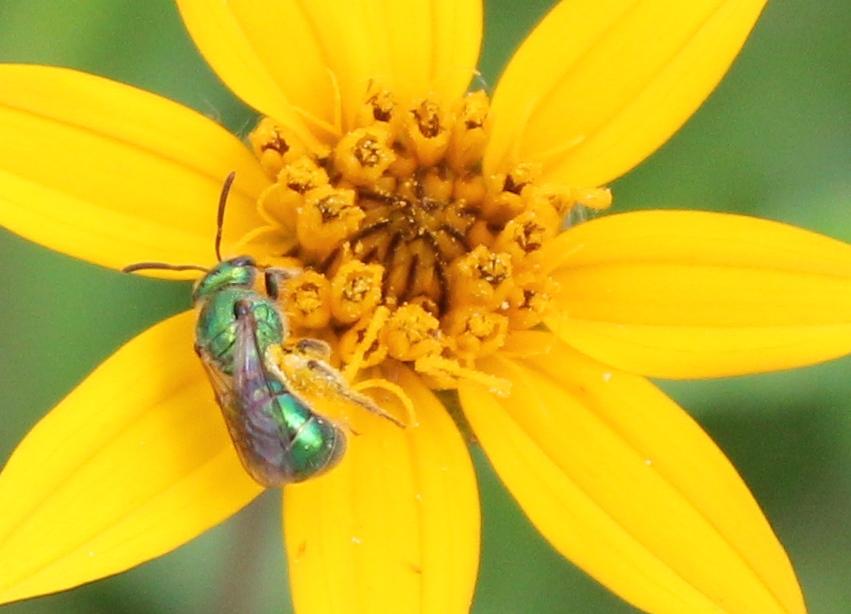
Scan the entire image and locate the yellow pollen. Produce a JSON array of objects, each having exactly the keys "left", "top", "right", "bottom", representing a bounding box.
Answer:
[
  {"left": 443, "top": 307, "right": 509, "bottom": 361},
  {"left": 402, "top": 99, "right": 450, "bottom": 167},
  {"left": 335, "top": 126, "right": 396, "bottom": 187},
  {"left": 359, "top": 85, "right": 397, "bottom": 127},
  {"left": 330, "top": 261, "right": 384, "bottom": 324},
  {"left": 246, "top": 89, "right": 613, "bottom": 390},
  {"left": 249, "top": 118, "right": 304, "bottom": 177},
  {"left": 283, "top": 271, "right": 332, "bottom": 329},
  {"left": 382, "top": 304, "right": 443, "bottom": 362},
  {"left": 448, "top": 91, "right": 489, "bottom": 173},
  {"left": 449, "top": 245, "right": 514, "bottom": 309},
  {"left": 296, "top": 185, "right": 364, "bottom": 256},
  {"left": 280, "top": 155, "right": 329, "bottom": 194}
]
